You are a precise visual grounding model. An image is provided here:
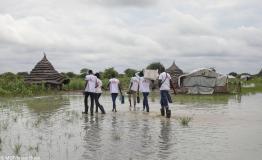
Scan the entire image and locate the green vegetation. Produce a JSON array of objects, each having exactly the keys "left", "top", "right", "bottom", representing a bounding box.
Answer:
[
  {"left": 178, "top": 116, "right": 192, "bottom": 126},
  {"left": 13, "top": 143, "right": 22, "bottom": 155},
  {"left": 173, "top": 94, "right": 231, "bottom": 105},
  {"left": 241, "top": 77, "right": 262, "bottom": 94},
  {"left": 63, "top": 75, "right": 131, "bottom": 91},
  {"left": 0, "top": 72, "right": 55, "bottom": 97},
  {"left": 102, "top": 67, "right": 119, "bottom": 79},
  {"left": 228, "top": 76, "right": 262, "bottom": 94},
  {"left": 124, "top": 68, "right": 138, "bottom": 77},
  {"left": 1, "top": 66, "right": 262, "bottom": 97},
  {"left": 64, "top": 78, "right": 85, "bottom": 91},
  {"left": 146, "top": 62, "right": 165, "bottom": 73},
  {"left": 28, "top": 144, "right": 39, "bottom": 154},
  {"left": 62, "top": 67, "right": 131, "bottom": 91}
]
